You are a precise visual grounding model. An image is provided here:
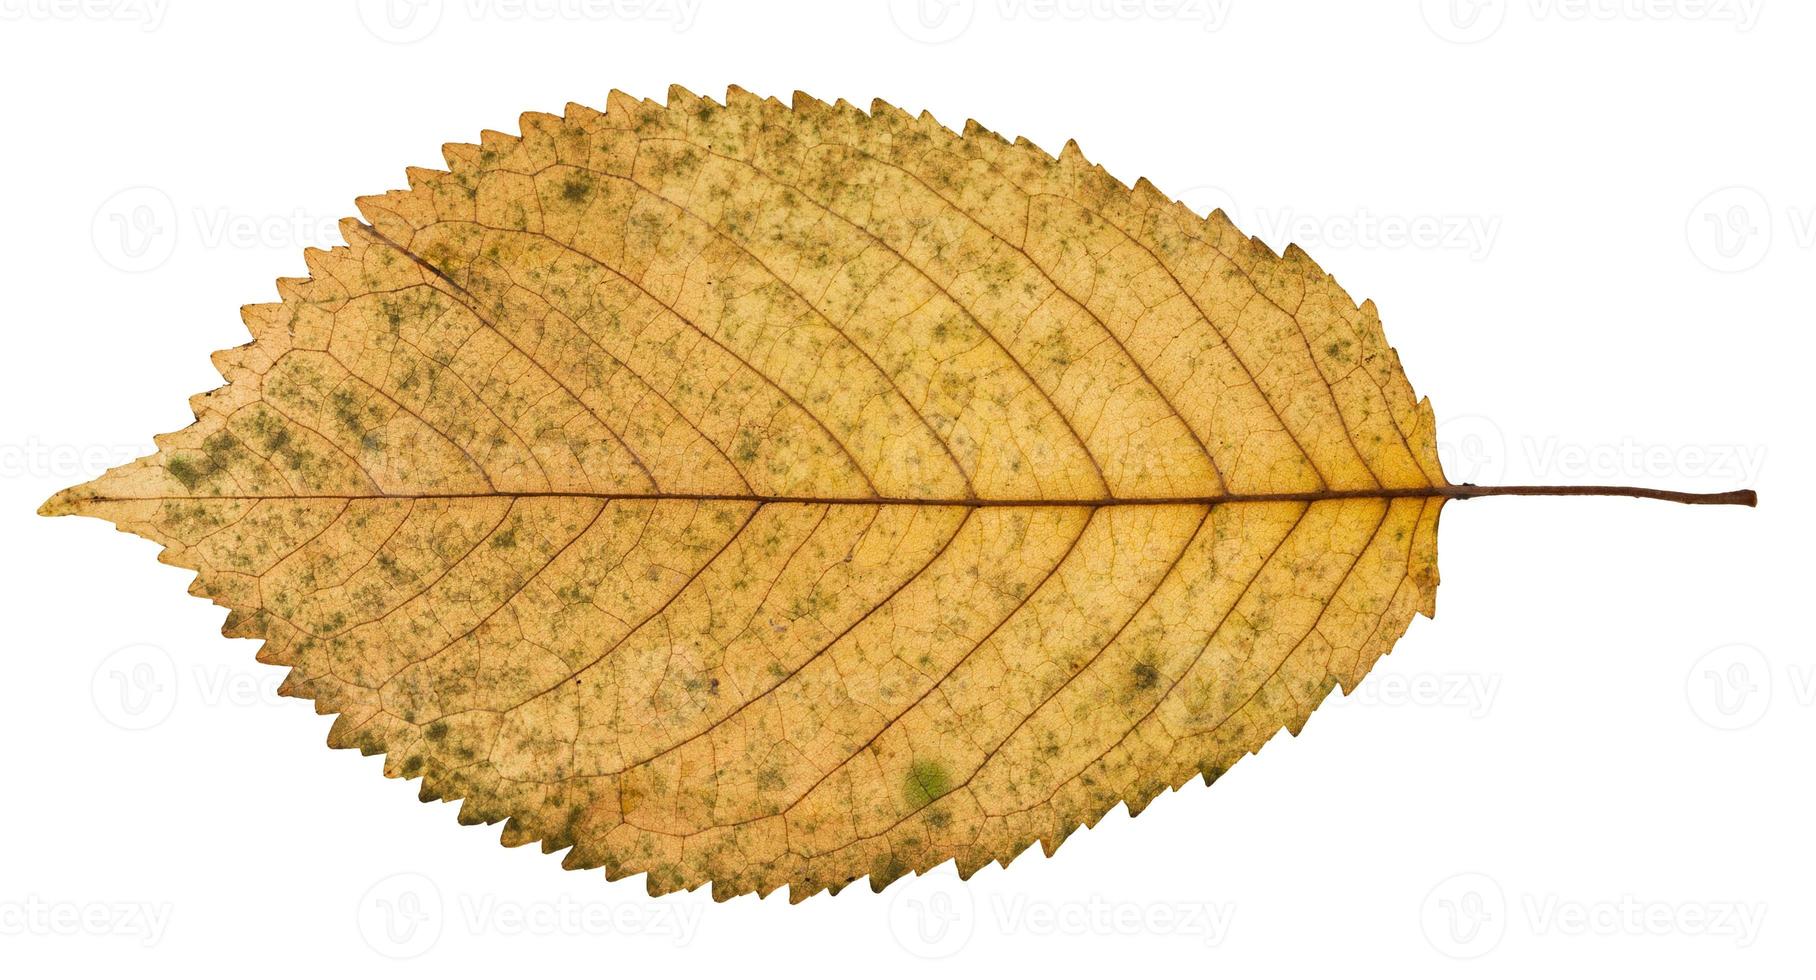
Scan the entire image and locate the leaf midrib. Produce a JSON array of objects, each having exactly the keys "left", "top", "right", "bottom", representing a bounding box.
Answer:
[{"left": 58, "top": 487, "right": 1454, "bottom": 507}]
